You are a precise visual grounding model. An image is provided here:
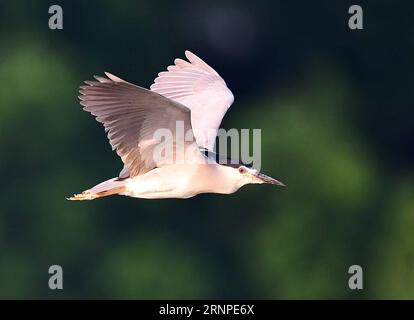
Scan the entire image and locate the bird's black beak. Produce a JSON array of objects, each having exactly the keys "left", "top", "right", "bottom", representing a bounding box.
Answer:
[{"left": 256, "top": 172, "right": 285, "bottom": 186}]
